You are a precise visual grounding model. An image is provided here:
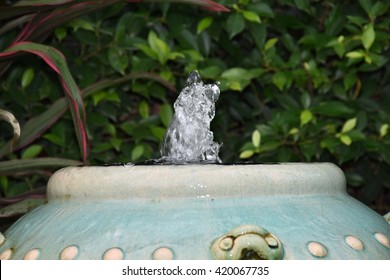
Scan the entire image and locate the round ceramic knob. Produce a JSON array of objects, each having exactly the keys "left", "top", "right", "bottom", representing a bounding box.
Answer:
[{"left": 211, "top": 224, "right": 284, "bottom": 260}]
